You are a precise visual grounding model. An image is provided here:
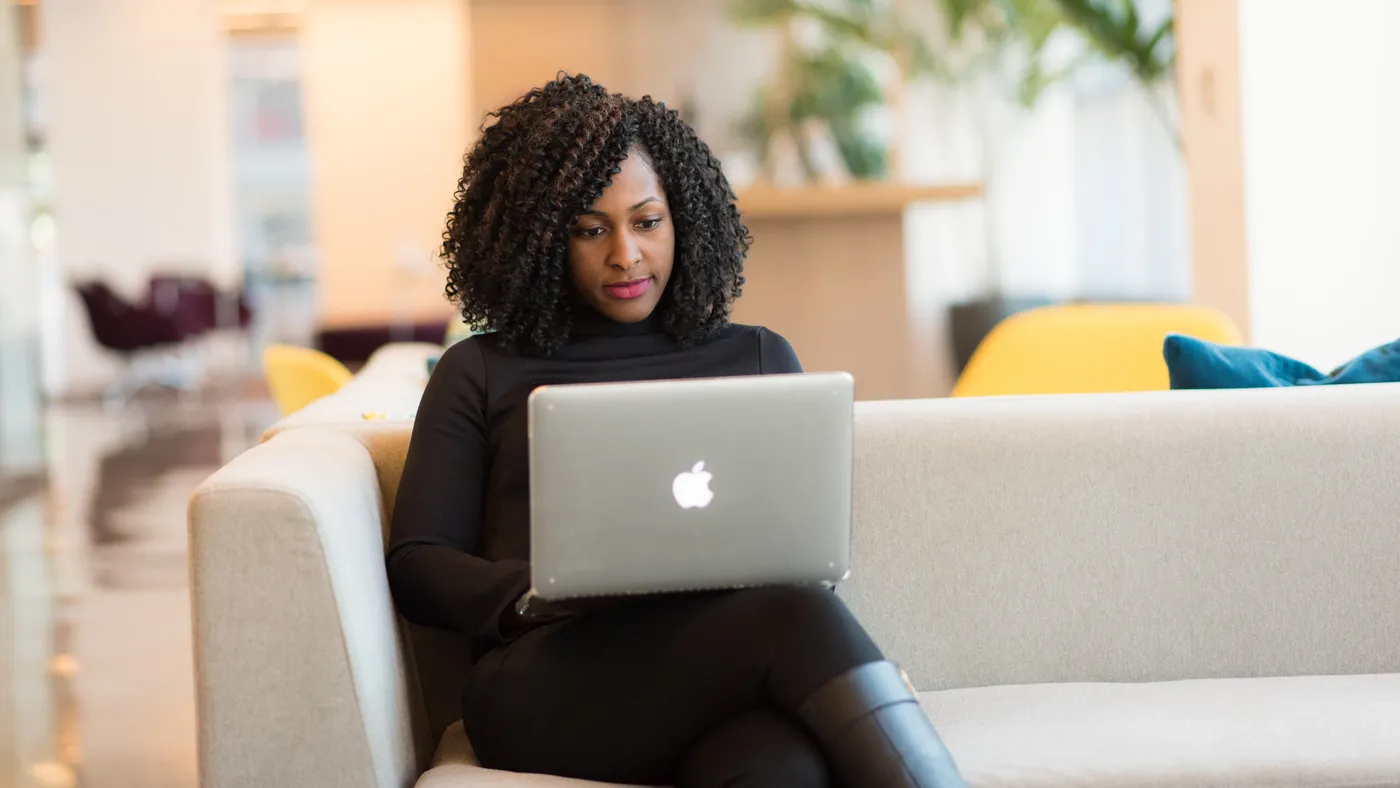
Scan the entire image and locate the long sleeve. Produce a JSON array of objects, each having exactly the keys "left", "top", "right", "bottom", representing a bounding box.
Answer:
[{"left": 386, "top": 339, "right": 530, "bottom": 649}]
